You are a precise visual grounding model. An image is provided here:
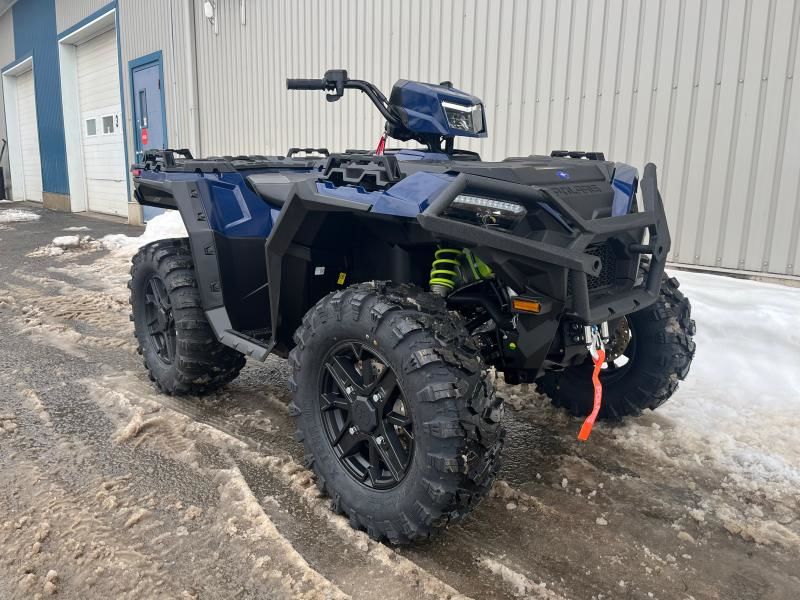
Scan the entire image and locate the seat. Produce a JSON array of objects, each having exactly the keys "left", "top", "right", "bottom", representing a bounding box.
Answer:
[{"left": 246, "top": 172, "right": 317, "bottom": 207}]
